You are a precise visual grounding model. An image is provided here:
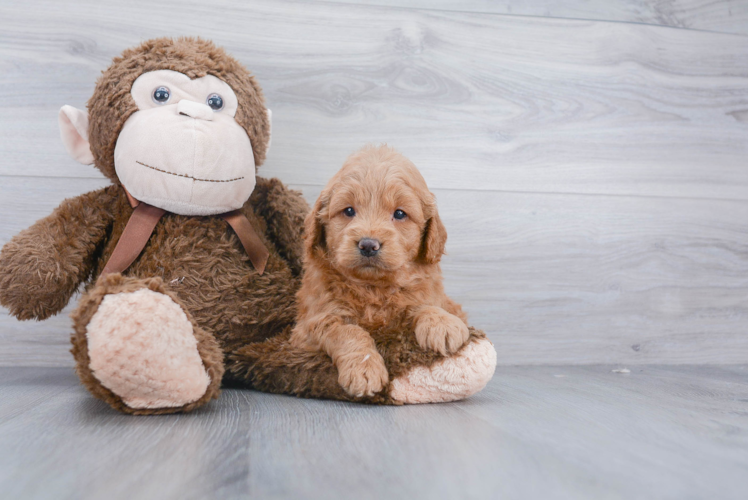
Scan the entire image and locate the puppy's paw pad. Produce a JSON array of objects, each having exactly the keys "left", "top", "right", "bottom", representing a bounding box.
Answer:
[
  {"left": 415, "top": 308, "right": 470, "bottom": 355},
  {"left": 337, "top": 351, "right": 388, "bottom": 397}
]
